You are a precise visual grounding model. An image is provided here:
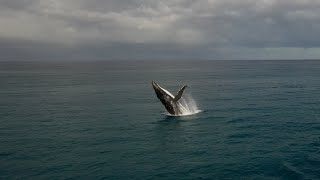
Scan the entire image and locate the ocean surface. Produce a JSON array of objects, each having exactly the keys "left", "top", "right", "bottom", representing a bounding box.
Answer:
[{"left": 1, "top": 60, "right": 320, "bottom": 179}]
